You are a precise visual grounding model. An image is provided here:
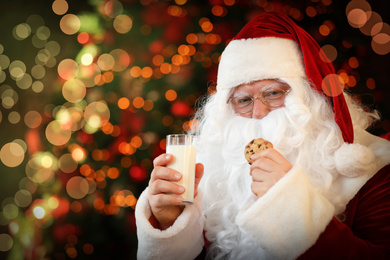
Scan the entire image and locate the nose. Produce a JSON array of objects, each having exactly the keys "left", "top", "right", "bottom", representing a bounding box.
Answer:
[{"left": 251, "top": 99, "right": 271, "bottom": 119}]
